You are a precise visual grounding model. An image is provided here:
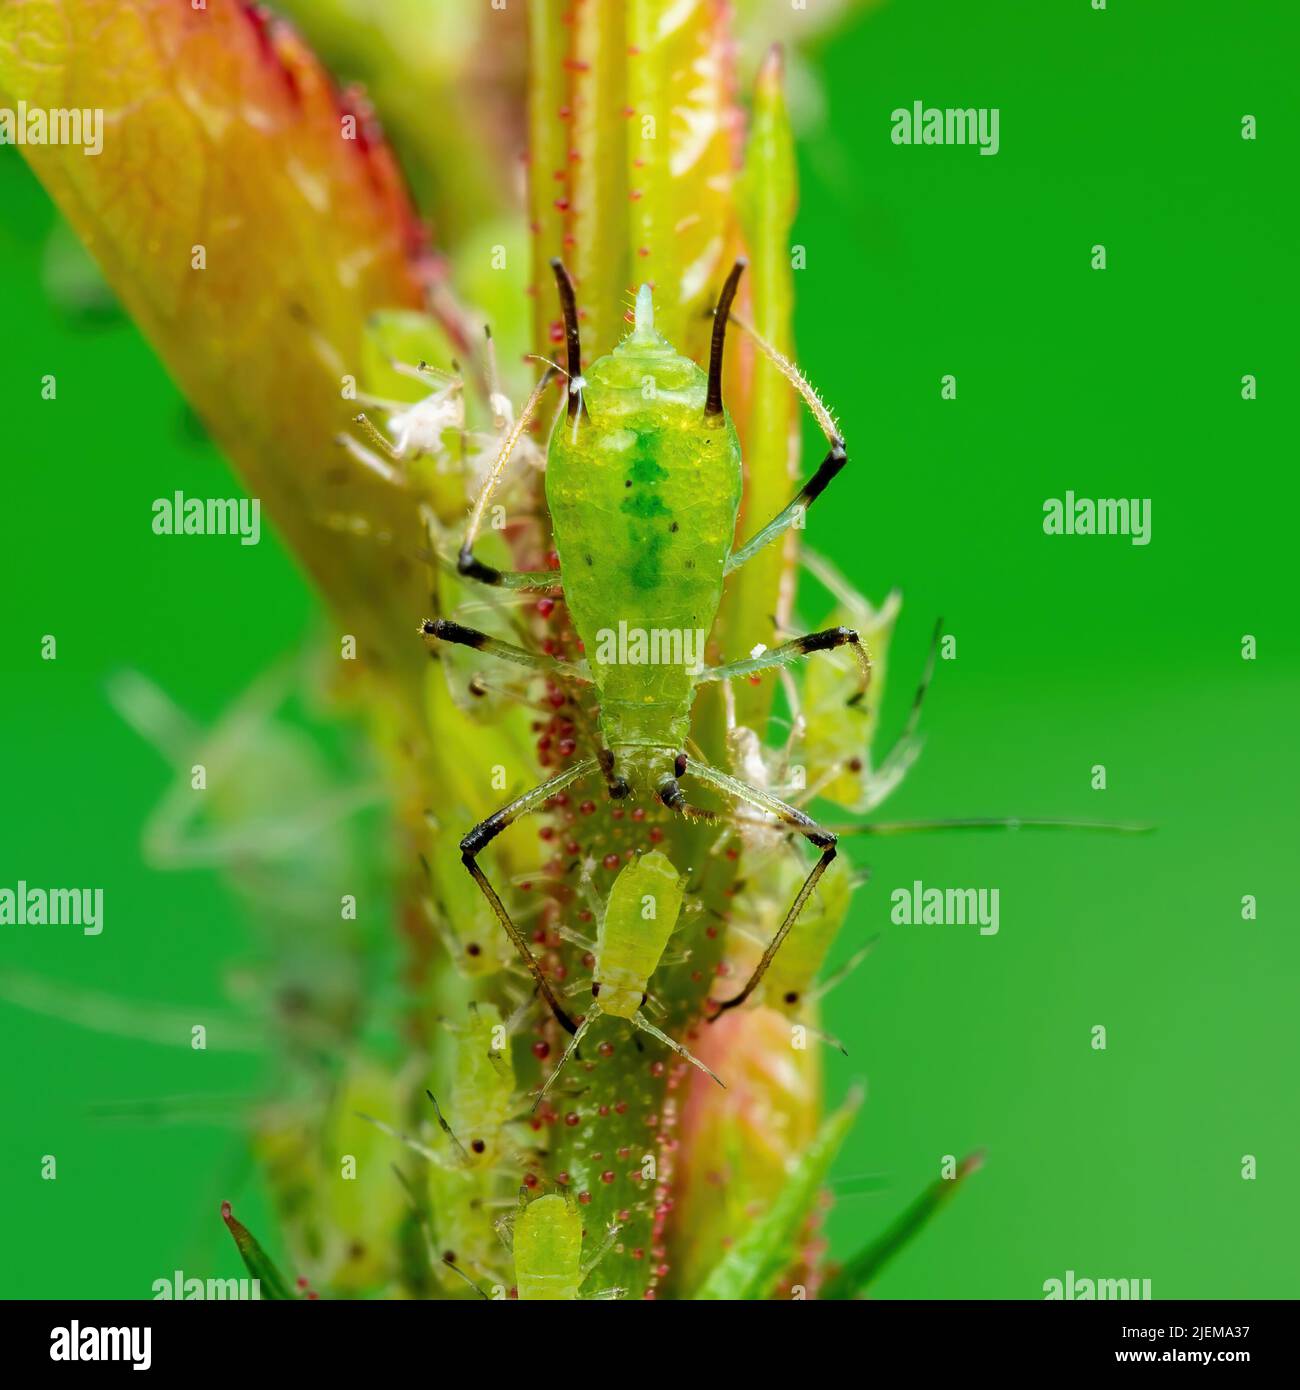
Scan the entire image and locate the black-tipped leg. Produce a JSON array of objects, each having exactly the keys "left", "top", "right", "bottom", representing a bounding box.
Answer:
[
  {"left": 550, "top": 259, "right": 586, "bottom": 420},
  {"left": 668, "top": 757, "right": 840, "bottom": 1019},
  {"left": 421, "top": 618, "right": 589, "bottom": 682},
  {"left": 705, "top": 259, "right": 747, "bottom": 417},
  {"left": 457, "top": 364, "right": 564, "bottom": 591},
  {"left": 726, "top": 440, "right": 847, "bottom": 575},
  {"left": 695, "top": 625, "right": 871, "bottom": 703},
  {"left": 457, "top": 758, "right": 602, "bottom": 1034}
]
